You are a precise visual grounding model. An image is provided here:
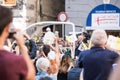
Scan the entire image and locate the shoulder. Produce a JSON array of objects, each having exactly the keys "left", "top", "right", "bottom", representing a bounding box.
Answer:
[
  {"left": 68, "top": 67, "right": 81, "bottom": 73},
  {"left": 5, "top": 51, "right": 27, "bottom": 68},
  {"left": 1, "top": 50, "right": 24, "bottom": 60},
  {"left": 36, "top": 72, "right": 51, "bottom": 80},
  {"left": 0, "top": 50, "right": 28, "bottom": 73},
  {"left": 10, "top": 54, "right": 27, "bottom": 70},
  {"left": 104, "top": 49, "right": 119, "bottom": 55},
  {"left": 78, "top": 49, "right": 91, "bottom": 63},
  {"left": 104, "top": 49, "right": 119, "bottom": 58},
  {"left": 81, "top": 49, "right": 91, "bottom": 53},
  {"left": 80, "top": 49, "right": 91, "bottom": 57}
]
